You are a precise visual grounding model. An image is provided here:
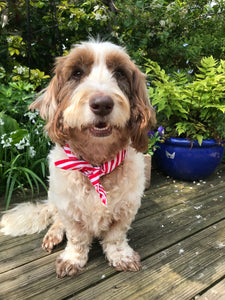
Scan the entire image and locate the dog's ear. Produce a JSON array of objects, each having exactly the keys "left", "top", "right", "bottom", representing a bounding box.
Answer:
[
  {"left": 29, "top": 75, "right": 59, "bottom": 122},
  {"left": 29, "top": 56, "right": 70, "bottom": 145},
  {"left": 29, "top": 56, "right": 66, "bottom": 122},
  {"left": 129, "top": 66, "right": 156, "bottom": 153}
]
